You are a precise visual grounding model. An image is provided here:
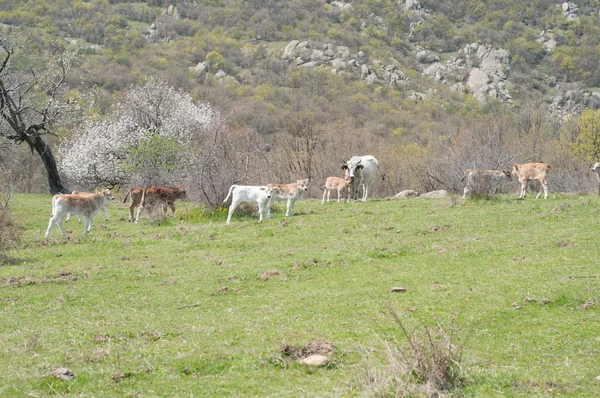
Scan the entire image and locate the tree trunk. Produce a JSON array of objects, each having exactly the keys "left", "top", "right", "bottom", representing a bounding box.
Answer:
[{"left": 26, "top": 135, "right": 70, "bottom": 194}]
